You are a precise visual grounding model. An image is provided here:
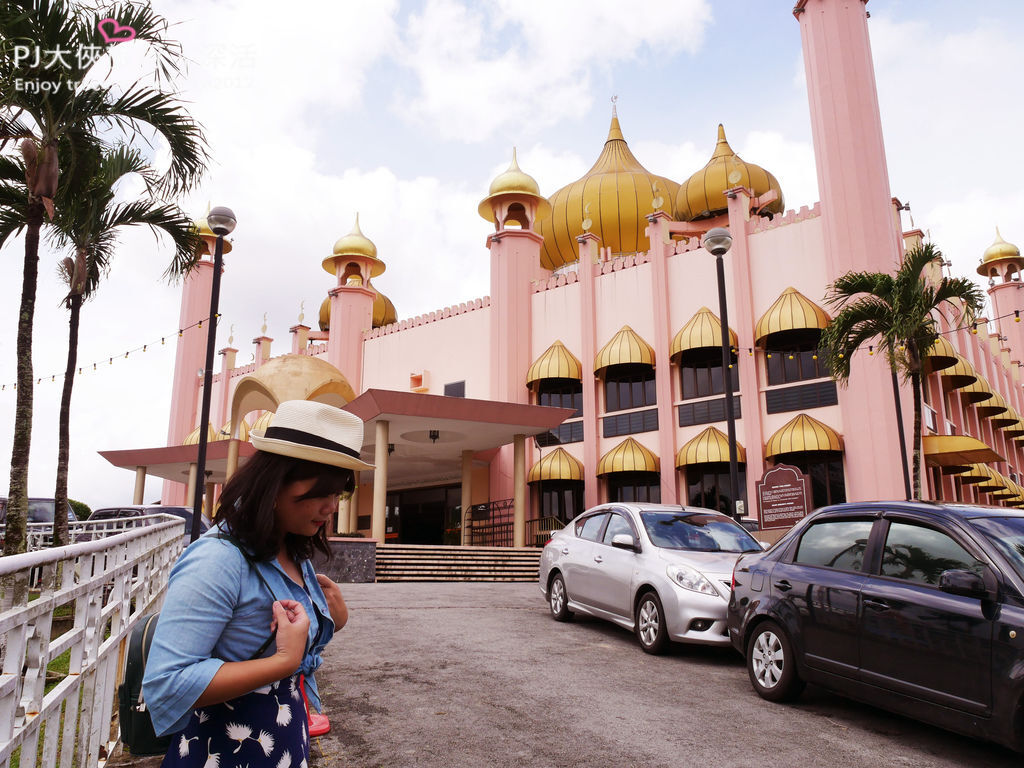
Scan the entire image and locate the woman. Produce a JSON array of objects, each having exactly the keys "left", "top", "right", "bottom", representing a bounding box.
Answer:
[{"left": 143, "top": 400, "right": 373, "bottom": 767}]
